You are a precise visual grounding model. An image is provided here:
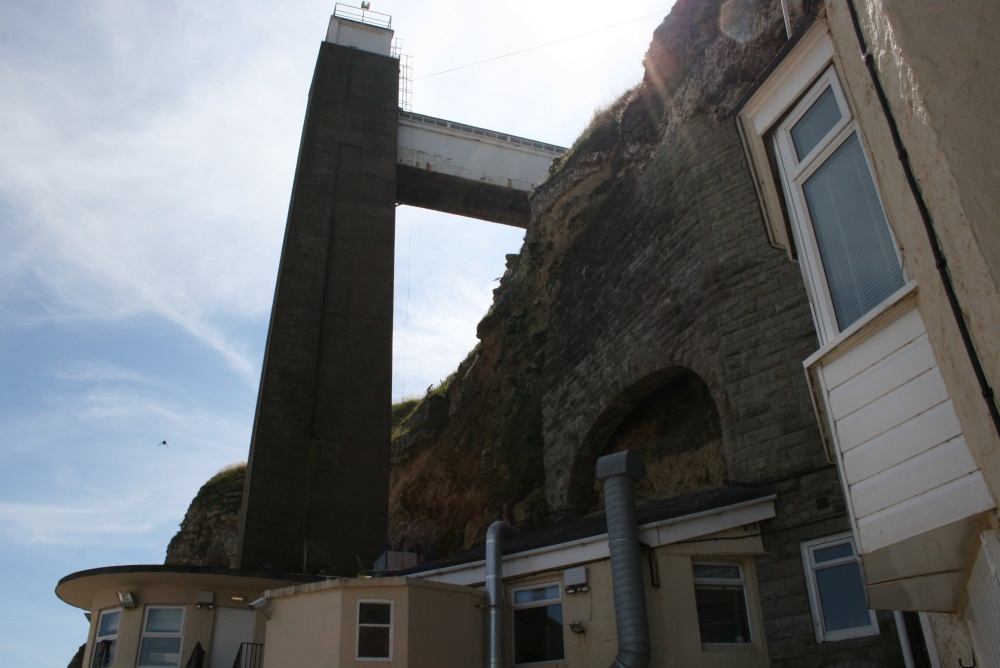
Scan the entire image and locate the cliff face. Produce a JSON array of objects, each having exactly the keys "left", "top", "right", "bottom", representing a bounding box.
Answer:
[
  {"left": 165, "top": 464, "right": 244, "bottom": 567},
  {"left": 387, "top": 0, "right": 794, "bottom": 556},
  {"left": 168, "top": 0, "right": 794, "bottom": 566}
]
